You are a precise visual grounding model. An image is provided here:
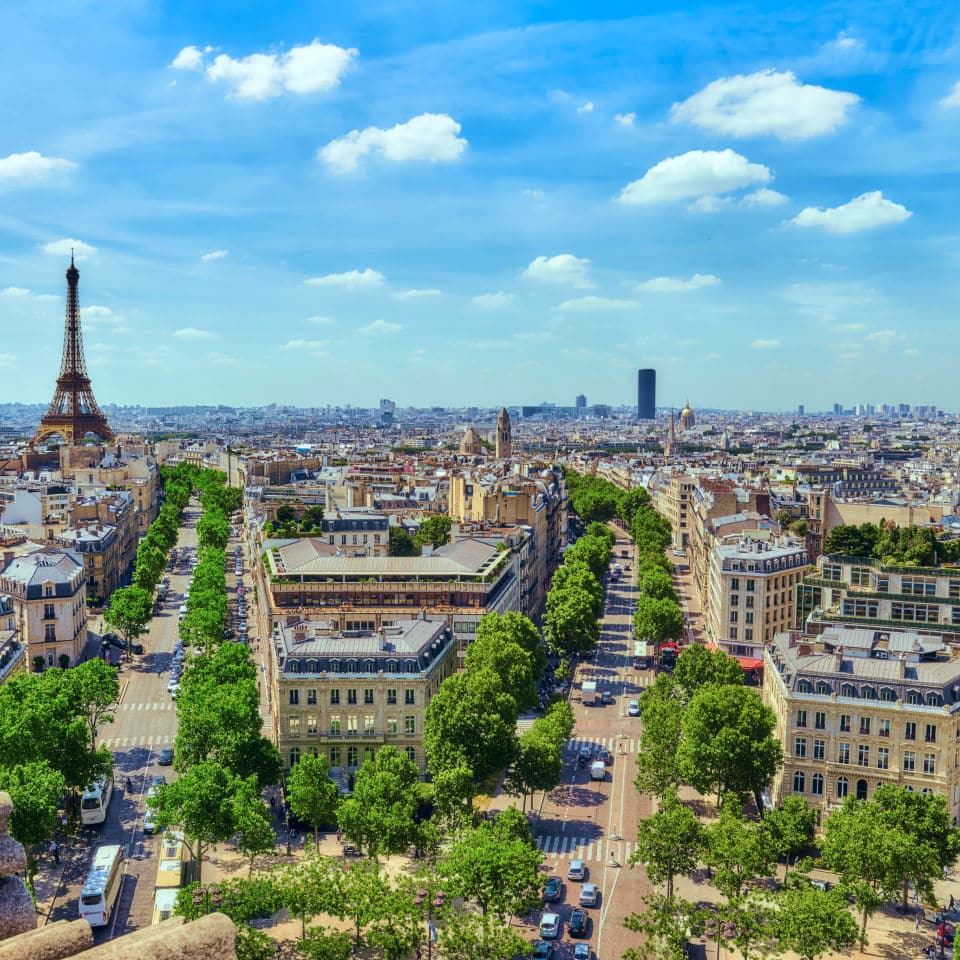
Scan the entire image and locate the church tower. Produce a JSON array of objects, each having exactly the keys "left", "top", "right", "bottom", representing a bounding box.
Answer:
[{"left": 495, "top": 407, "right": 512, "bottom": 458}]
